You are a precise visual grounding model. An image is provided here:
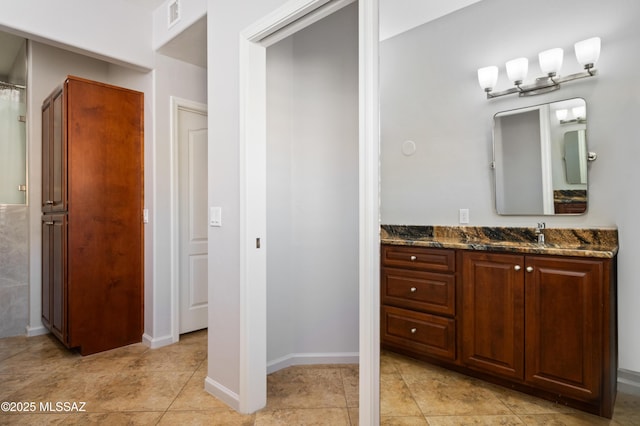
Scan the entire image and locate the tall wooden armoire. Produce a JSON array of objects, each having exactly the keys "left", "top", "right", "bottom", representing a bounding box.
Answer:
[{"left": 41, "top": 76, "right": 144, "bottom": 355}]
